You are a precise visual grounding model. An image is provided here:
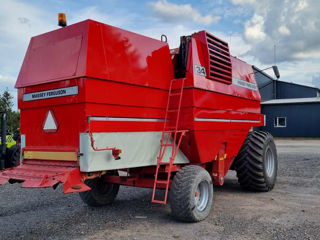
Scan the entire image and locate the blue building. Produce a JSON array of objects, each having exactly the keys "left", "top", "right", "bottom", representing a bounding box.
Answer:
[
  {"left": 261, "top": 98, "right": 320, "bottom": 137},
  {"left": 253, "top": 66, "right": 320, "bottom": 137}
]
